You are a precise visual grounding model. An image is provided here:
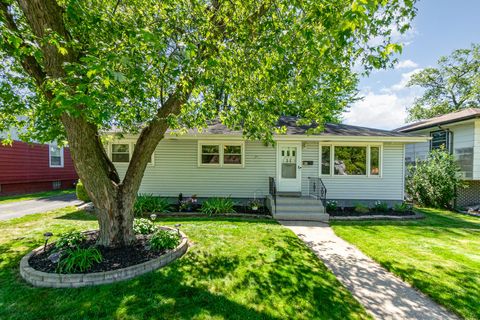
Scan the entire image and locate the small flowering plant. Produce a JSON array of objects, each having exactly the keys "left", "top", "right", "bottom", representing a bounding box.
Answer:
[
  {"left": 372, "top": 200, "right": 388, "bottom": 212},
  {"left": 326, "top": 200, "right": 338, "bottom": 212}
]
